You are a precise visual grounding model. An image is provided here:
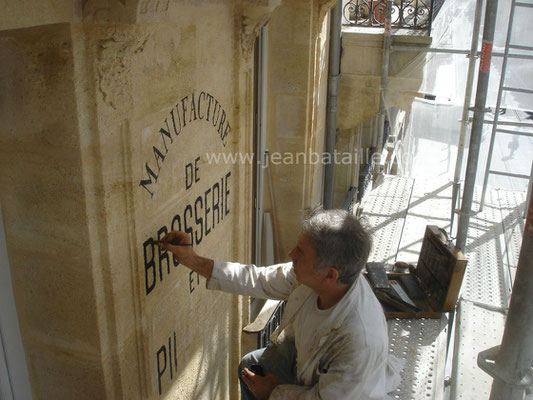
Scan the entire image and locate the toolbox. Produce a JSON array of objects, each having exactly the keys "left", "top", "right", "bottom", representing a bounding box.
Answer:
[{"left": 365, "top": 225, "right": 468, "bottom": 318}]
